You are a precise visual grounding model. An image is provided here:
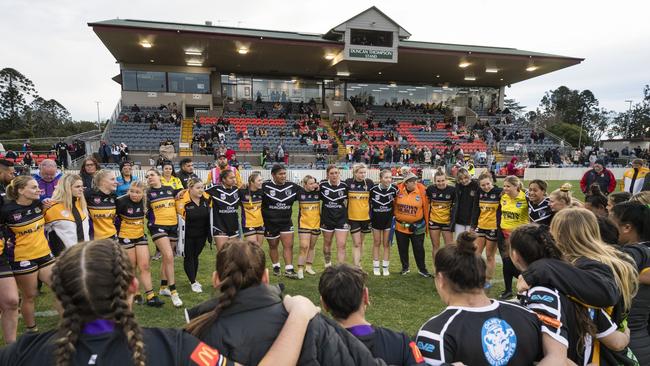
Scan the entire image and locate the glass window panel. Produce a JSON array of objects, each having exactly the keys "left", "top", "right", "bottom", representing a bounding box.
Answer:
[
  {"left": 122, "top": 70, "right": 138, "bottom": 91},
  {"left": 135, "top": 71, "right": 166, "bottom": 92},
  {"left": 168, "top": 72, "right": 210, "bottom": 94}
]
